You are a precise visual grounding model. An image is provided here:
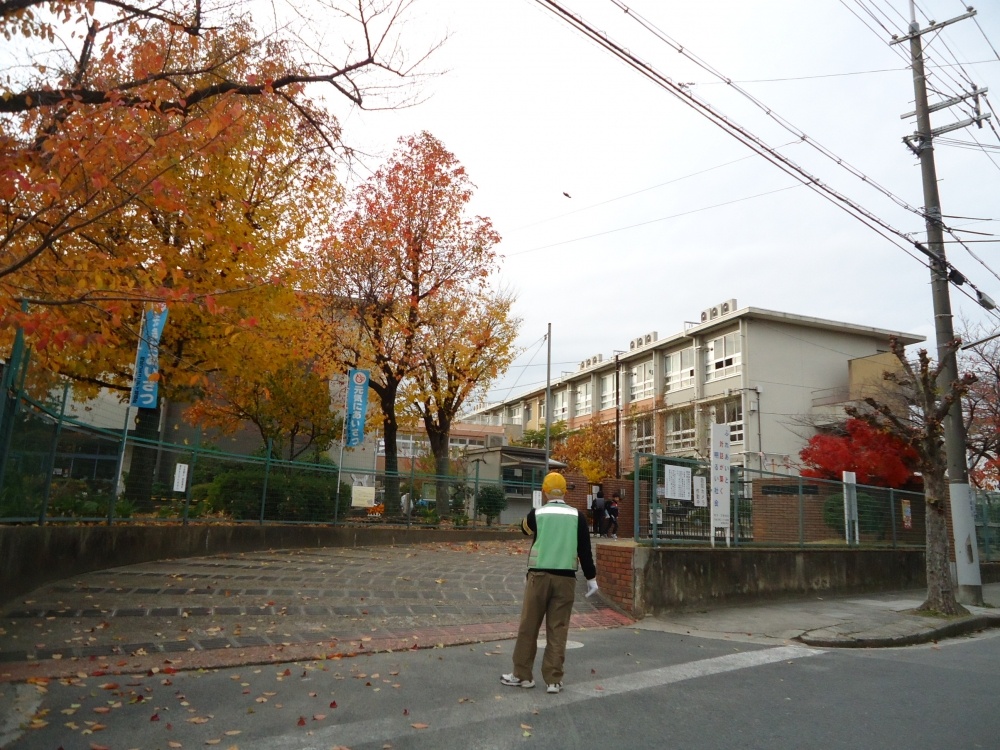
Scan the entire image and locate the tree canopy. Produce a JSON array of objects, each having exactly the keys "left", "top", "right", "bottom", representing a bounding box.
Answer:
[
  {"left": 799, "top": 418, "right": 918, "bottom": 489},
  {"left": 314, "top": 131, "right": 508, "bottom": 514}
]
